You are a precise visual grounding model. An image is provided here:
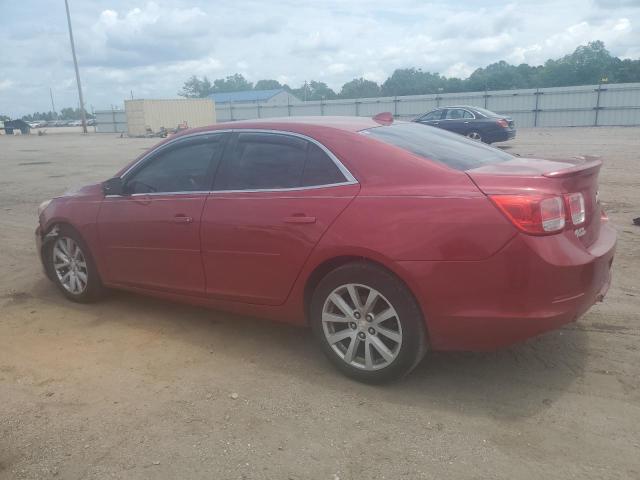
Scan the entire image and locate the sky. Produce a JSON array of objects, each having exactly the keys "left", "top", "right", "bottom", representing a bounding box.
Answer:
[{"left": 1, "top": 0, "right": 639, "bottom": 117}]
